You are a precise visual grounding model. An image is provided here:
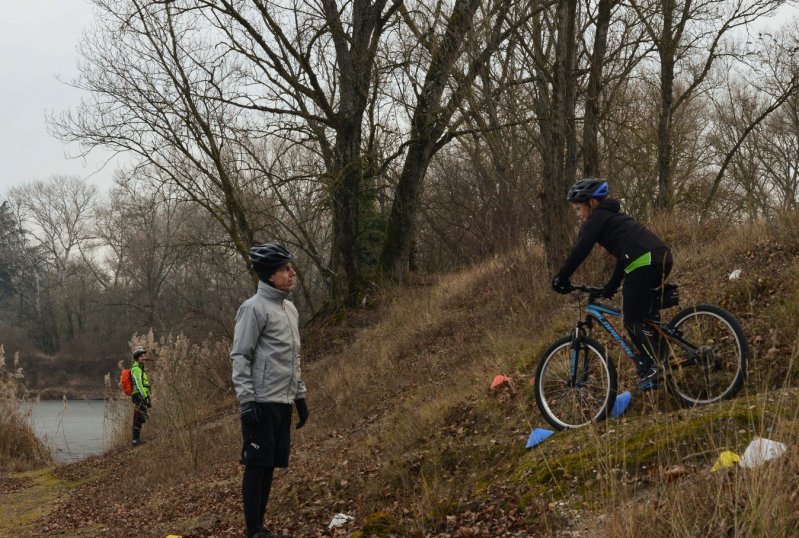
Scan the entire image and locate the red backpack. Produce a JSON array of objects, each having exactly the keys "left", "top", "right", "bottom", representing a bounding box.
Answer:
[{"left": 119, "top": 368, "right": 133, "bottom": 396}]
